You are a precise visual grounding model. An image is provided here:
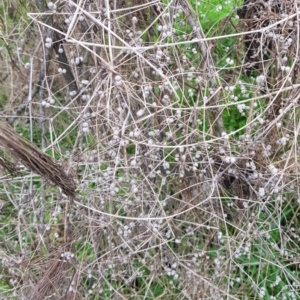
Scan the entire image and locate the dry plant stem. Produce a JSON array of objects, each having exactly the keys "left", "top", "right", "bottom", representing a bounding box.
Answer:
[
  {"left": 74, "top": 179, "right": 215, "bottom": 221},
  {"left": 0, "top": 122, "right": 76, "bottom": 198},
  {"left": 2, "top": 1, "right": 300, "bottom": 299},
  {"left": 178, "top": 0, "right": 226, "bottom": 138},
  {"left": 28, "top": 13, "right": 115, "bottom": 74},
  {"left": 217, "top": 93, "right": 300, "bottom": 190},
  {"left": 27, "top": 10, "right": 299, "bottom": 51},
  {"left": 53, "top": 30, "right": 78, "bottom": 93},
  {"left": 30, "top": 244, "right": 75, "bottom": 300},
  {"left": 7, "top": 1, "right": 78, "bottom": 125},
  {"left": 38, "top": 20, "right": 56, "bottom": 149},
  {"left": 7, "top": 86, "right": 37, "bottom": 125},
  {"left": 63, "top": 2, "right": 179, "bottom": 95}
]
